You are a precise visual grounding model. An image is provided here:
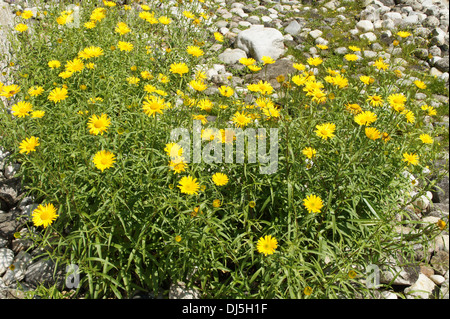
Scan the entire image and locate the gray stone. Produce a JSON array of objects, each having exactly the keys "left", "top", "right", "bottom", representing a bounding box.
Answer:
[
  {"left": 423, "top": 16, "right": 441, "bottom": 28},
  {"left": 284, "top": 20, "right": 302, "bottom": 36},
  {"left": 356, "top": 20, "right": 374, "bottom": 32},
  {"left": 431, "top": 251, "right": 449, "bottom": 276},
  {"left": 0, "top": 248, "right": 14, "bottom": 276},
  {"left": 435, "top": 57, "right": 449, "bottom": 73},
  {"left": 218, "top": 48, "right": 247, "bottom": 64},
  {"left": 24, "top": 259, "right": 64, "bottom": 289},
  {"left": 309, "top": 29, "right": 323, "bottom": 39},
  {"left": 380, "top": 254, "right": 421, "bottom": 286},
  {"left": 360, "top": 32, "right": 377, "bottom": 42},
  {"left": 404, "top": 274, "right": 436, "bottom": 299},
  {"left": 0, "top": 210, "right": 22, "bottom": 239},
  {"left": 414, "top": 48, "right": 429, "bottom": 60},
  {"left": 169, "top": 281, "right": 200, "bottom": 299},
  {"left": 430, "top": 275, "right": 446, "bottom": 285},
  {"left": 1, "top": 251, "right": 32, "bottom": 286},
  {"left": 235, "top": 26, "right": 286, "bottom": 61}
]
